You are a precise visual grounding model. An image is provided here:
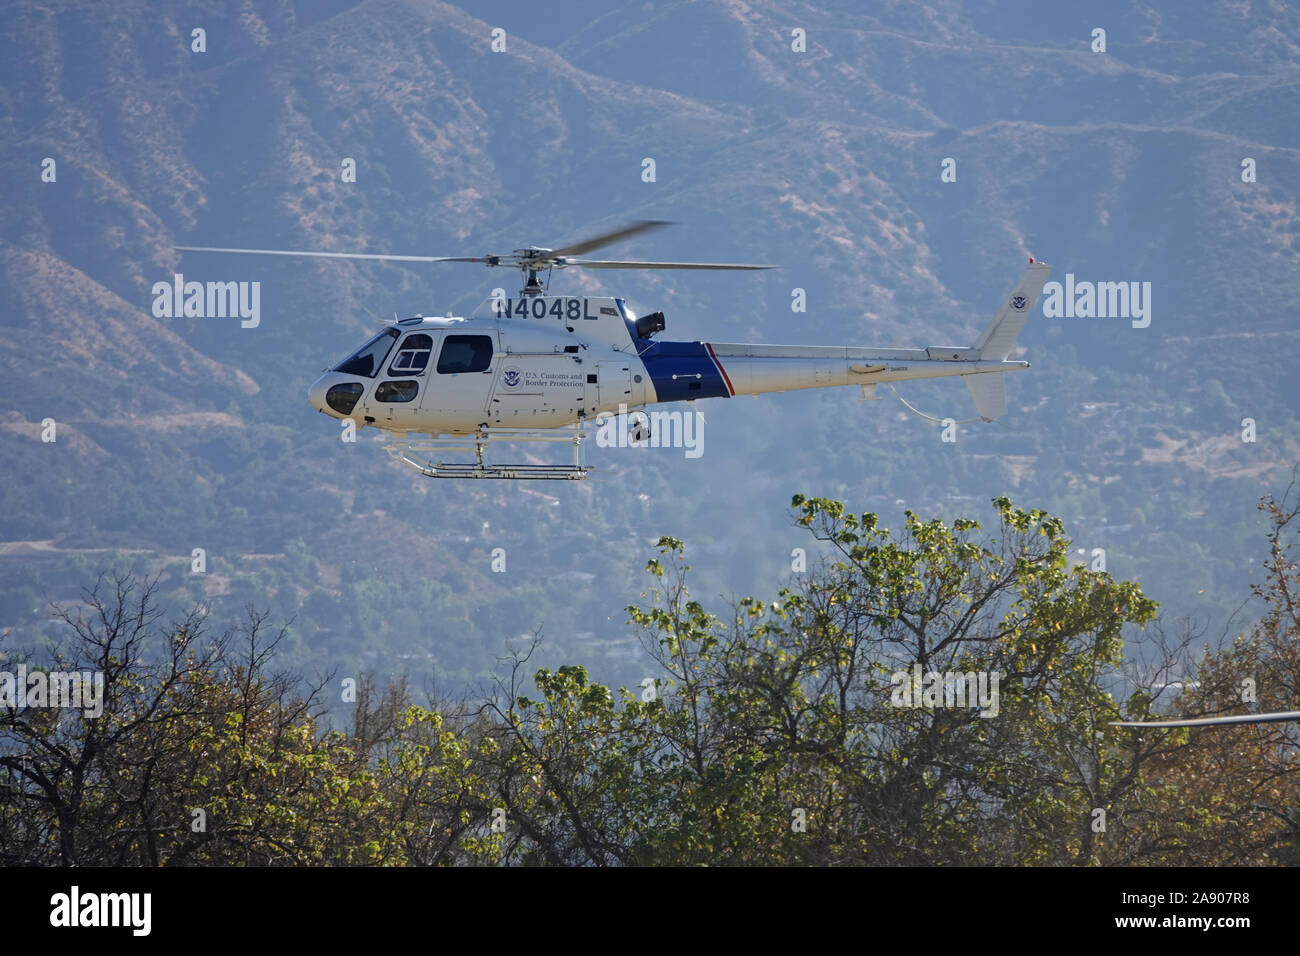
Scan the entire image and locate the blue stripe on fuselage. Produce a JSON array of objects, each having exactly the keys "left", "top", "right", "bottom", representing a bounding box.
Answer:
[{"left": 635, "top": 340, "right": 731, "bottom": 403}]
